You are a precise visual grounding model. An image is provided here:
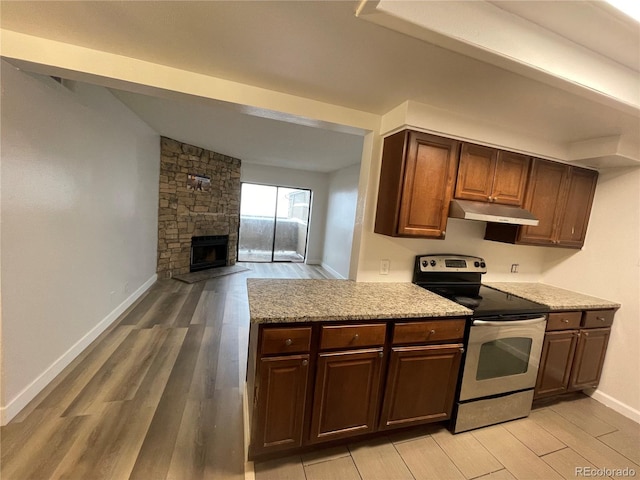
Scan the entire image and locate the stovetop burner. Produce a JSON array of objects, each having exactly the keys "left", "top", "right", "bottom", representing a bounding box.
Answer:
[{"left": 413, "top": 254, "right": 548, "bottom": 318}]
